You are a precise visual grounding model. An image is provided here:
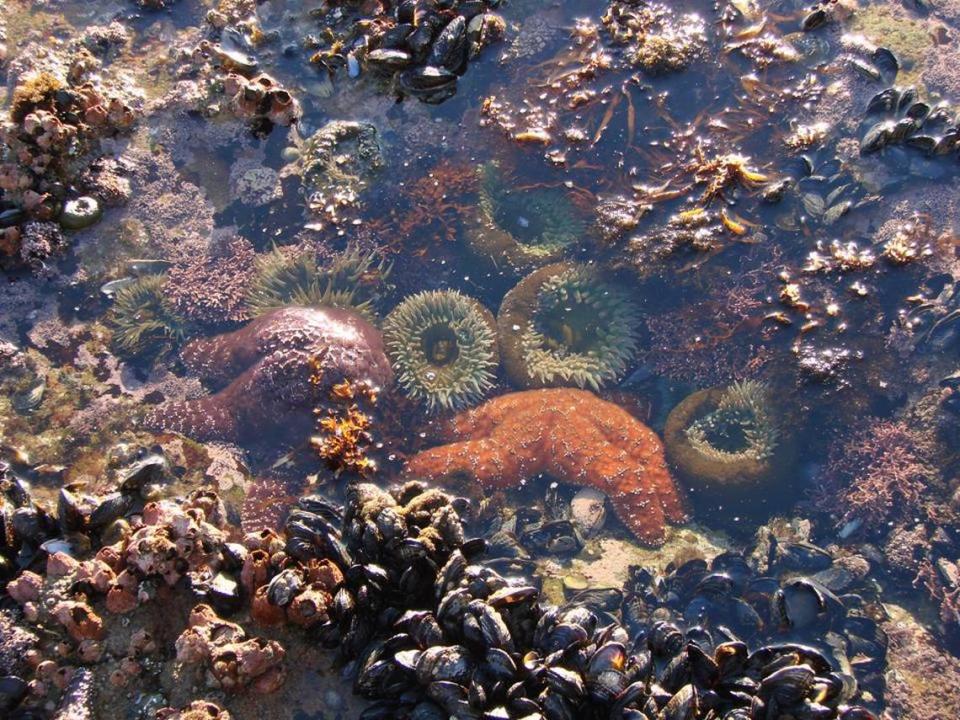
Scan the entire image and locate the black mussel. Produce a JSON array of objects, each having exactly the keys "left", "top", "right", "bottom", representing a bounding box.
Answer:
[
  {"left": 871, "top": 47, "right": 899, "bottom": 82},
  {"left": 119, "top": 453, "right": 167, "bottom": 493},
  {"left": 366, "top": 48, "right": 414, "bottom": 72},
  {"left": 267, "top": 568, "right": 303, "bottom": 606},
  {"left": 88, "top": 492, "right": 133, "bottom": 529},
  {"left": 416, "top": 645, "right": 474, "bottom": 685},
  {"left": 905, "top": 100, "right": 931, "bottom": 123},
  {"left": 399, "top": 56, "right": 453, "bottom": 88},
  {"left": 540, "top": 687, "right": 577, "bottom": 720},
  {"left": 397, "top": 0, "right": 417, "bottom": 25},
  {"left": 435, "top": 549, "right": 467, "bottom": 600},
  {"left": 487, "top": 584, "right": 539, "bottom": 609},
  {"left": 545, "top": 666, "right": 585, "bottom": 700},
  {"left": 896, "top": 86, "right": 919, "bottom": 113},
  {"left": 540, "top": 622, "right": 590, "bottom": 655},
  {"left": 860, "top": 121, "right": 894, "bottom": 153},
  {"left": 0, "top": 675, "right": 28, "bottom": 713},
  {"left": 0, "top": 207, "right": 23, "bottom": 228},
  {"left": 585, "top": 642, "right": 628, "bottom": 702},
  {"left": 296, "top": 495, "right": 343, "bottom": 523},
  {"left": 661, "top": 683, "right": 698, "bottom": 720},
  {"left": 429, "top": 16, "right": 467, "bottom": 74},
  {"left": 565, "top": 587, "right": 622, "bottom": 613},
  {"left": 866, "top": 87, "right": 900, "bottom": 115},
  {"left": 888, "top": 116, "right": 919, "bottom": 143},
  {"left": 520, "top": 519, "right": 583, "bottom": 556},
  {"left": 933, "top": 130, "right": 959, "bottom": 155},
  {"left": 775, "top": 579, "right": 829, "bottom": 629},
  {"left": 801, "top": 8, "right": 828, "bottom": 31},
  {"left": 381, "top": 24, "right": 415, "bottom": 51},
  {"left": 759, "top": 663, "right": 815, "bottom": 706},
  {"left": 207, "top": 571, "right": 242, "bottom": 614},
  {"left": 839, "top": 707, "right": 878, "bottom": 720},
  {"left": 649, "top": 621, "right": 685, "bottom": 657},
  {"left": 775, "top": 542, "right": 834, "bottom": 573},
  {"left": 57, "top": 487, "right": 88, "bottom": 533},
  {"left": 11, "top": 506, "right": 56, "bottom": 545},
  {"left": 407, "top": 22, "right": 439, "bottom": 59}
]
